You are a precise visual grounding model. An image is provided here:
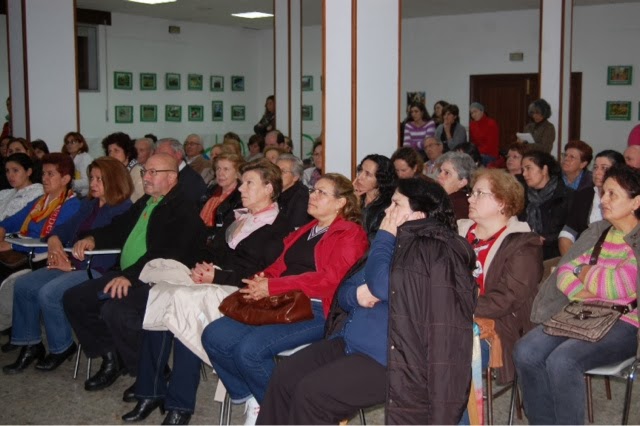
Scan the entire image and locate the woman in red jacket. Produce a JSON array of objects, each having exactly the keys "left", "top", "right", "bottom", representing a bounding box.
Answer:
[
  {"left": 469, "top": 102, "right": 500, "bottom": 166},
  {"left": 201, "top": 173, "right": 368, "bottom": 426}
]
